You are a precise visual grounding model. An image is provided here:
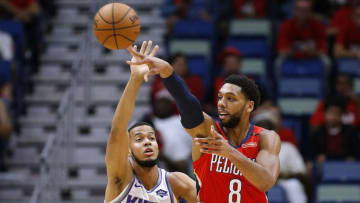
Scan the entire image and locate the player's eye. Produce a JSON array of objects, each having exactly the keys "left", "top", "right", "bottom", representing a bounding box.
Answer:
[
  {"left": 149, "top": 136, "right": 155, "bottom": 141},
  {"left": 136, "top": 137, "right": 142, "bottom": 142},
  {"left": 227, "top": 97, "right": 233, "bottom": 101},
  {"left": 217, "top": 95, "right": 222, "bottom": 100}
]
